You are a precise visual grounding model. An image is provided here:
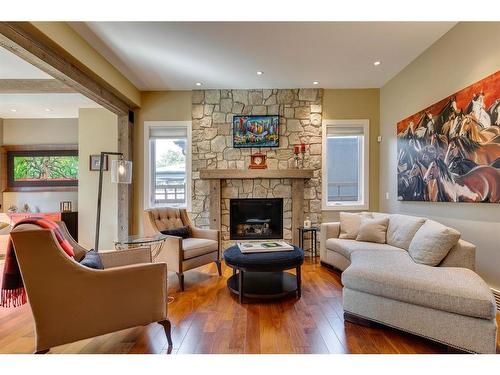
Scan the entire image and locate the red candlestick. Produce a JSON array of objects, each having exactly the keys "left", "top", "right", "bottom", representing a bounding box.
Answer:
[
  {"left": 300, "top": 143, "right": 306, "bottom": 152},
  {"left": 294, "top": 145, "right": 300, "bottom": 154}
]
